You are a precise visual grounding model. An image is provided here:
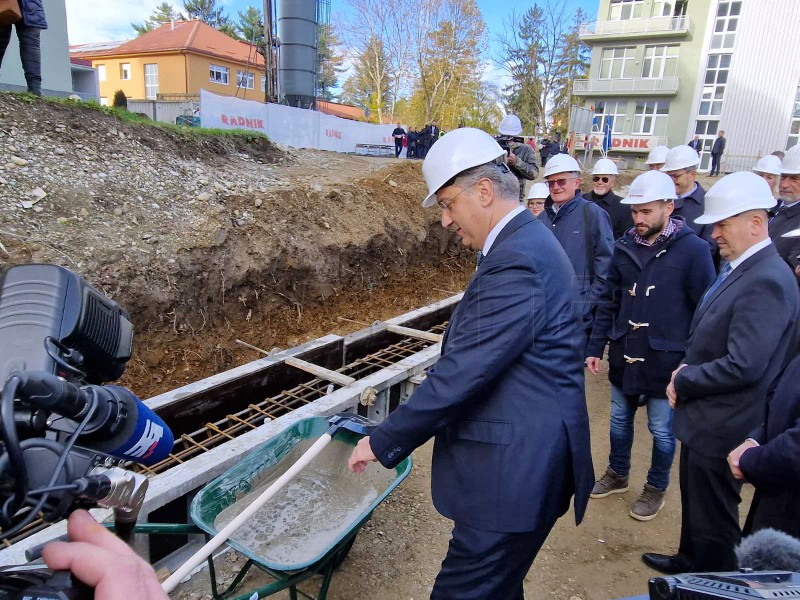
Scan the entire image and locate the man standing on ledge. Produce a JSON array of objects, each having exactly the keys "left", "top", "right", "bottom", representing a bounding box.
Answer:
[
  {"left": 709, "top": 129, "right": 726, "bottom": 176},
  {"left": 643, "top": 172, "right": 799, "bottom": 574},
  {"left": 349, "top": 128, "right": 594, "bottom": 599},
  {"left": 392, "top": 123, "right": 406, "bottom": 158}
]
